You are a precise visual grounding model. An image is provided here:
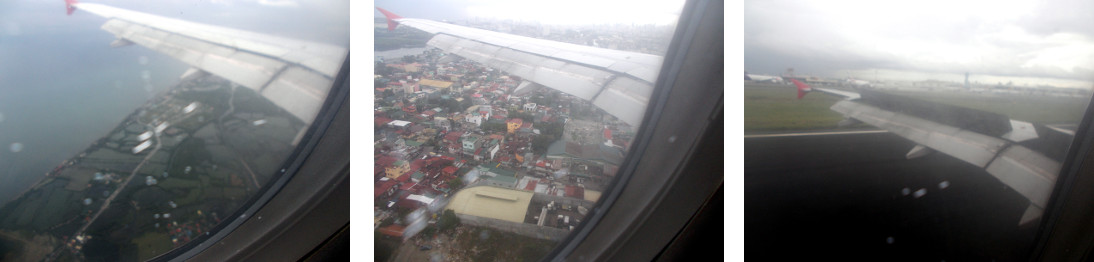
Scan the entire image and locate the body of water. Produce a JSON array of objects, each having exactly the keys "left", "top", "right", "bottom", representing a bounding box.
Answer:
[
  {"left": 375, "top": 47, "right": 429, "bottom": 62},
  {"left": 0, "top": 4, "right": 187, "bottom": 203}
]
